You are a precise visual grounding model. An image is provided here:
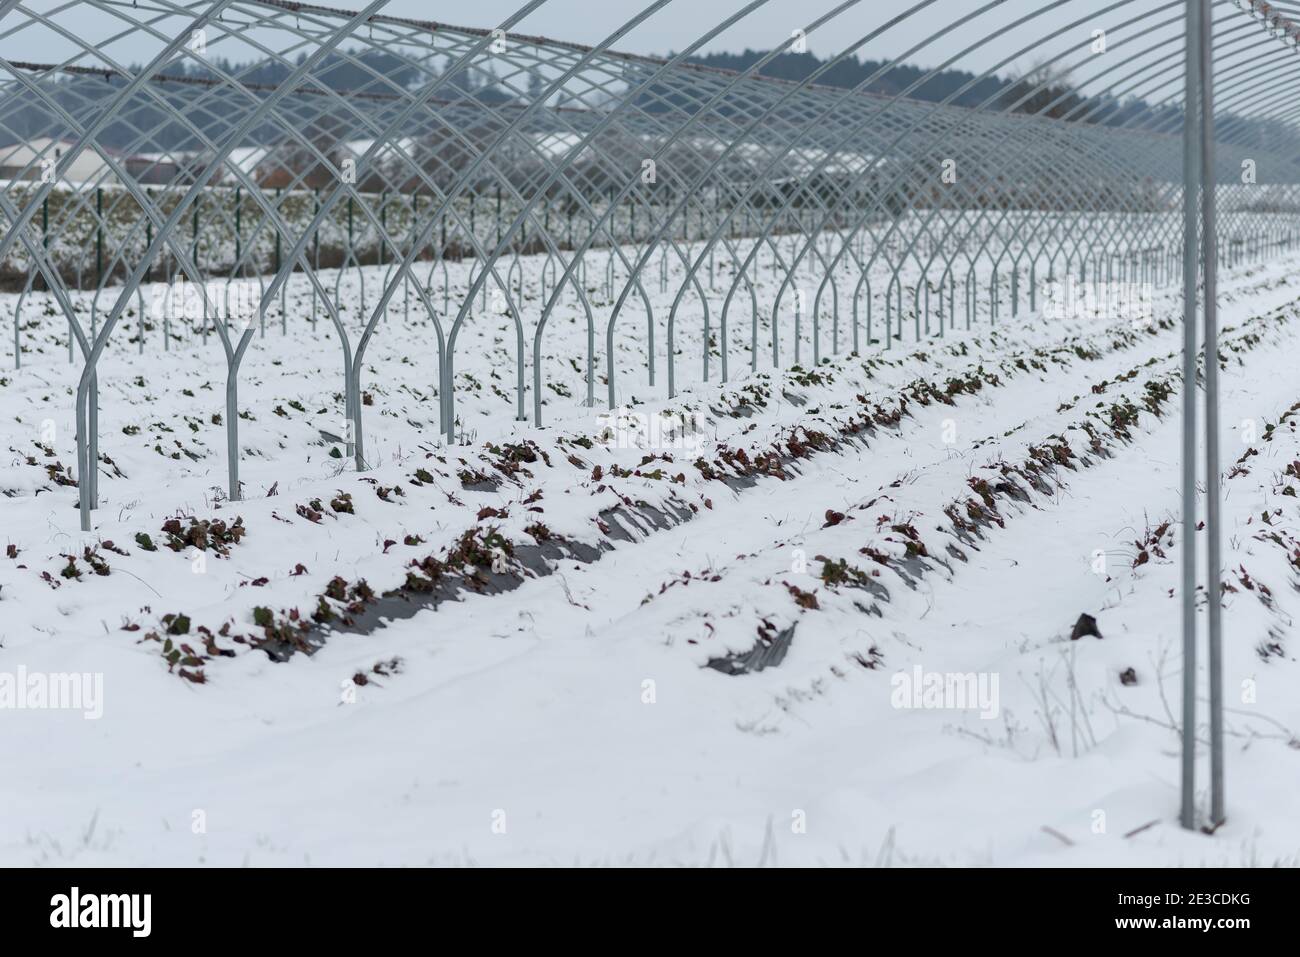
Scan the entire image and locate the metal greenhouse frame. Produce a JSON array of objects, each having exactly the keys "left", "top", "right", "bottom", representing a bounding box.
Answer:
[{"left": 4, "top": 0, "right": 1300, "bottom": 830}]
